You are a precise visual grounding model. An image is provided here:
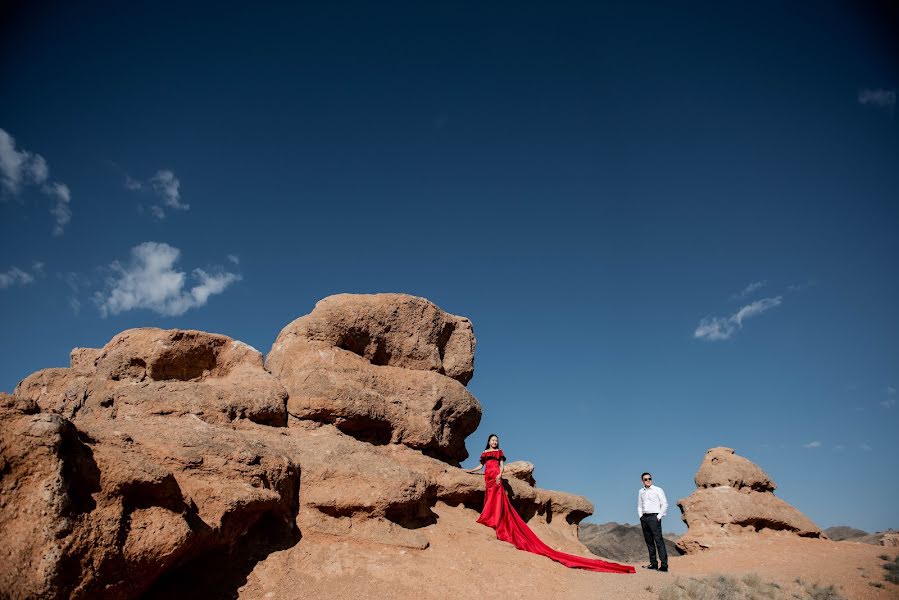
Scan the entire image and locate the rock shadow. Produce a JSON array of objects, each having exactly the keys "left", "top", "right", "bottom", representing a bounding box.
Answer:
[{"left": 143, "top": 512, "right": 302, "bottom": 600}]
